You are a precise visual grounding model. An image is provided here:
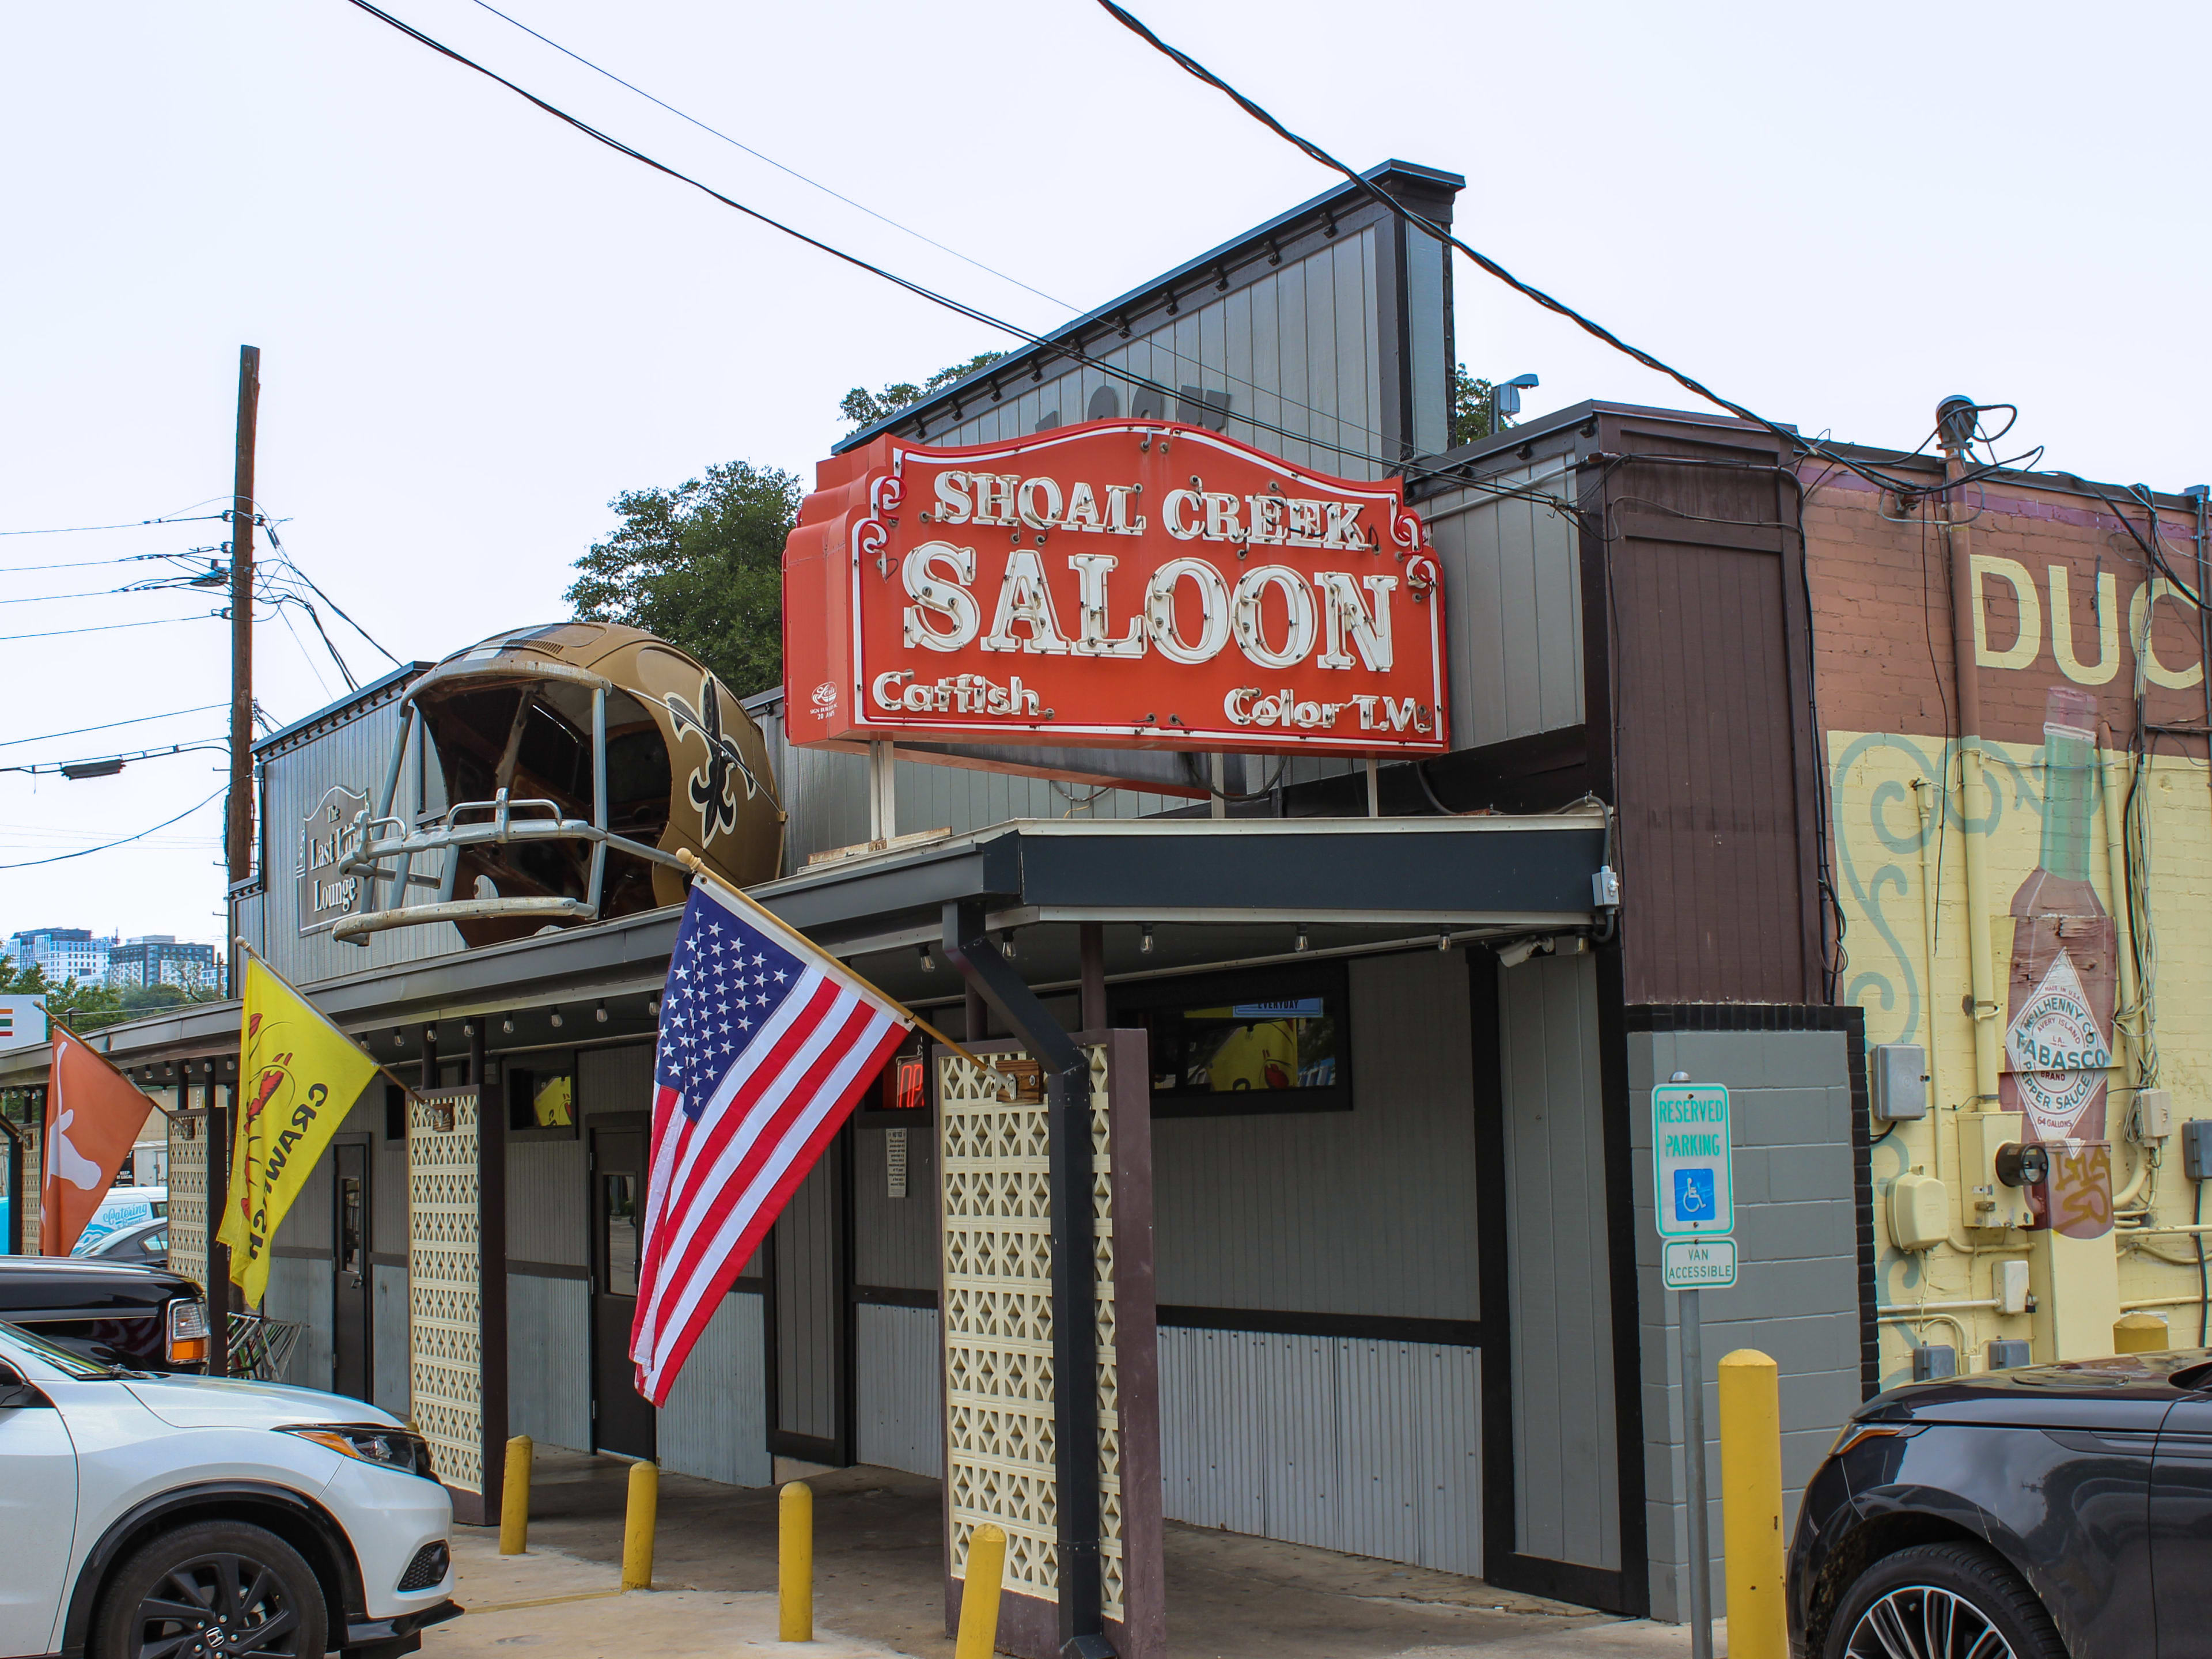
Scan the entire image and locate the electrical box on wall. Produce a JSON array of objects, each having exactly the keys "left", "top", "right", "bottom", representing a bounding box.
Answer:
[
  {"left": 2137, "top": 1089, "right": 2174, "bottom": 1141},
  {"left": 2184, "top": 1118, "right": 2212, "bottom": 1183},
  {"left": 1964, "top": 1111, "right": 2035, "bottom": 1229},
  {"left": 1872, "top": 1044, "right": 1928, "bottom": 1120},
  {"left": 1889, "top": 1172, "right": 1950, "bottom": 1252},
  {"left": 1996, "top": 1258, "right": 2032, "bottom": 1316}
]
